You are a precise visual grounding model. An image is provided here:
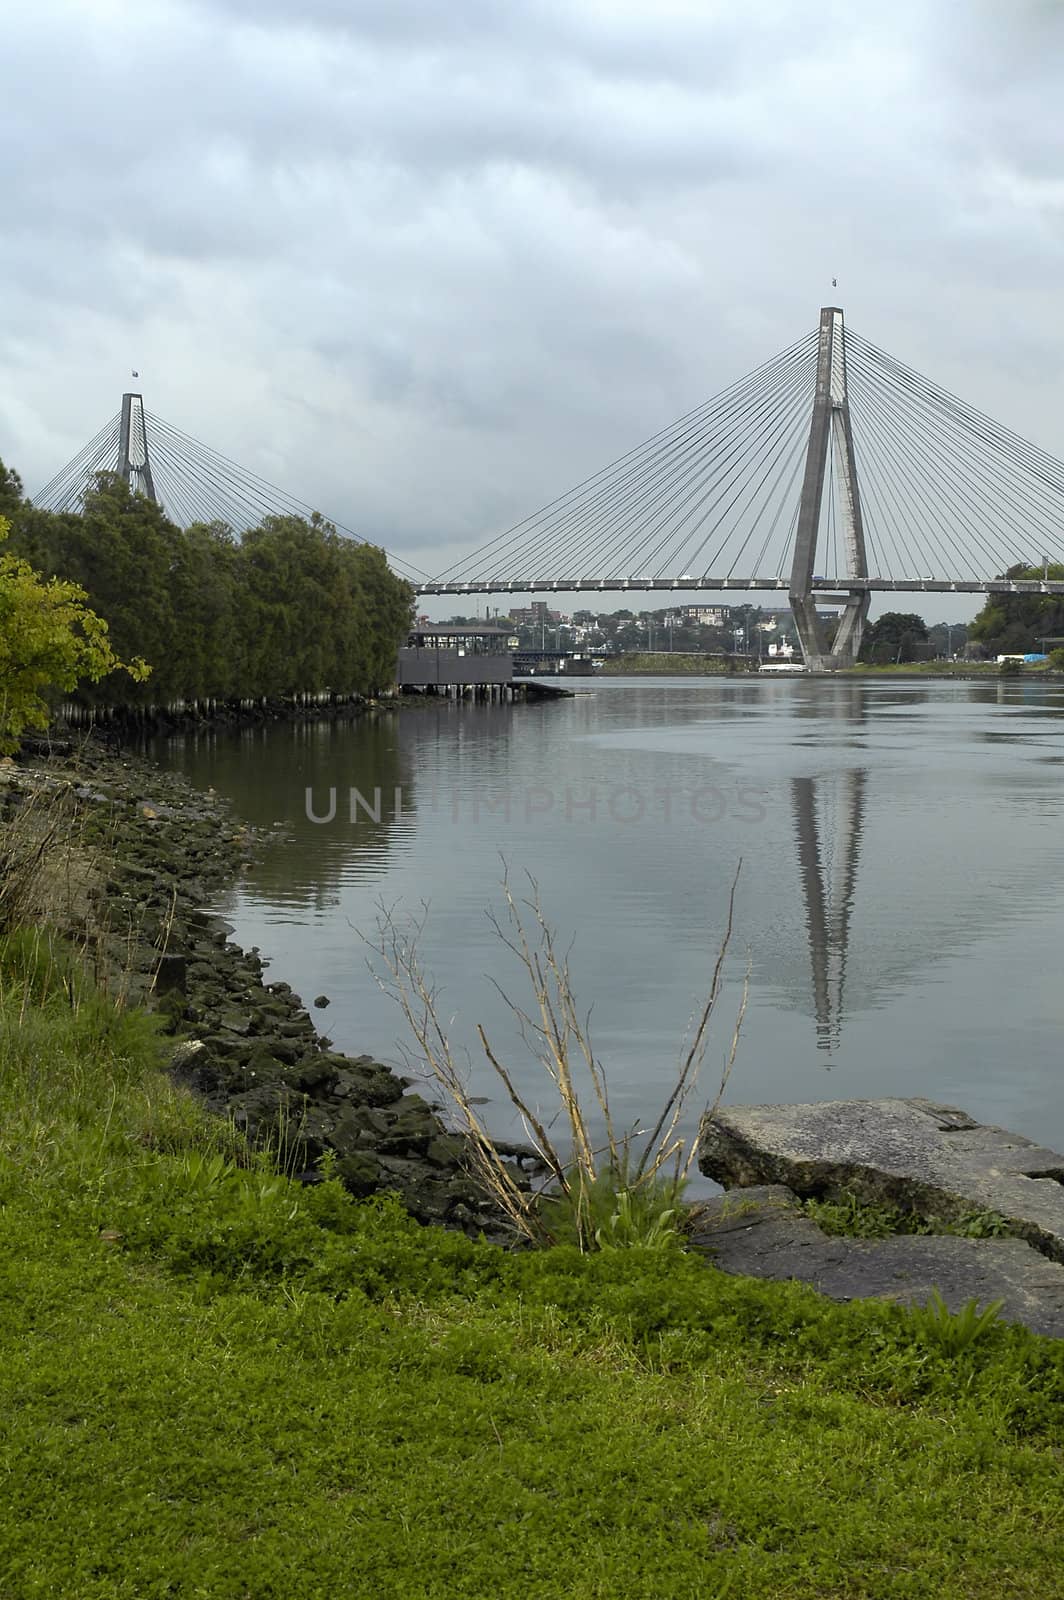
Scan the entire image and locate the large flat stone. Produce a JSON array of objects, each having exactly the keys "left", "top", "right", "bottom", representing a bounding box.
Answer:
[
  {"left": 699, "top": 1098, "right": 1064, "bottom": 1263},
  {"left": 689, "top": 1185, "right": 1064, "bottom": 1338}
]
